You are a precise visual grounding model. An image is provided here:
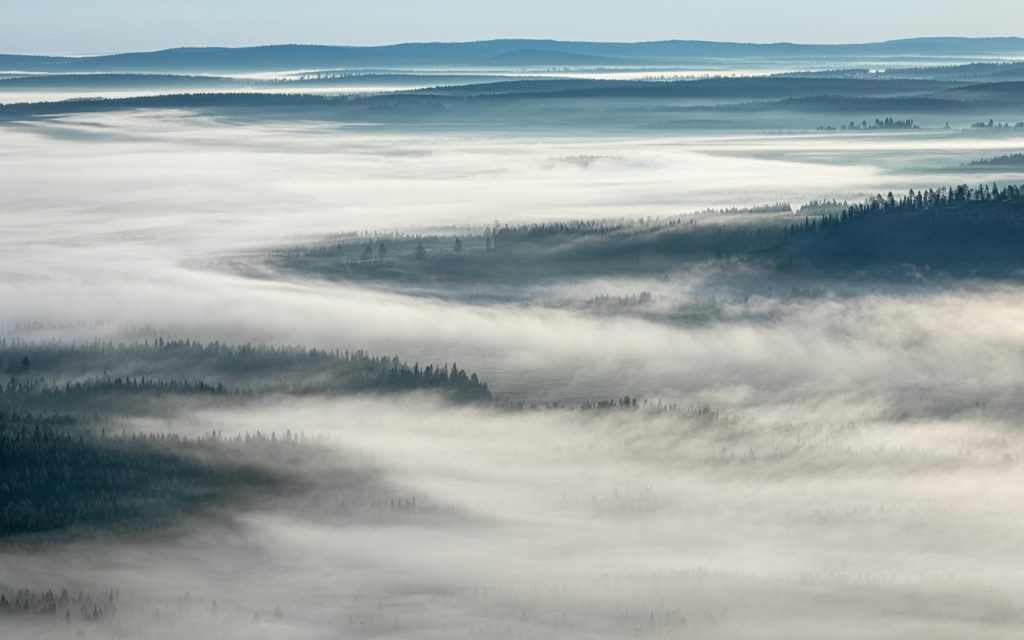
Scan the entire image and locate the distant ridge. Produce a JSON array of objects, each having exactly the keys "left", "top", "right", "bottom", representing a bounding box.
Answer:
[
  {"left": 484, "top": 49, "right": 633, "bottom": 66},
  {"left": 3, "top": 38, "right": 1024, "bottom": 73}
]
